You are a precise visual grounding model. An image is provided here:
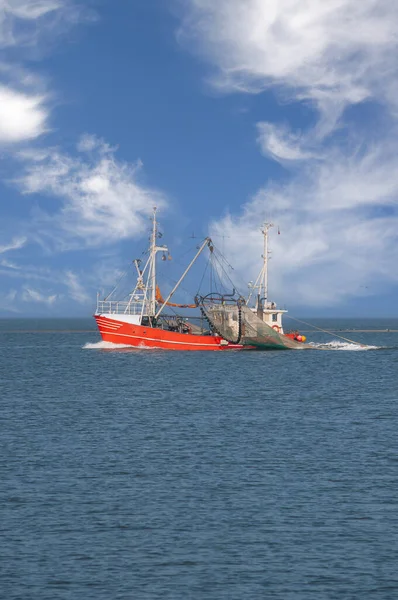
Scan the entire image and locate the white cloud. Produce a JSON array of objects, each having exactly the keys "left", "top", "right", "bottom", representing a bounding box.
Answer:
[
  {"left": 0, "top": 235, "right": 27, "bottom": 253},
  {"left": 0, "top": 262, "right": 56, "bottom": 283},
  {"left": 179, "top": 0, "right": 398, "bottom": 308},
  {"left": 64, "top": 270, "right": 90, "bottom": 304},
  {"left": 180, "top": 0, "right": 398, "bottom": 129},
  {"left": 3, "top": 1, "right": 61, "bottom": 20},
  {"left": 0, "top": 85, "right": 48, "bottom": 143},
  {"left": 16, "top": 135, "right": 168, "bottom": 248},
  {"left": 256, "top": 122, "right": 315, "bottom": 162},
  {"left": 0, "top": 1, "right": 88, "bottom": 144},
  {"left": 0, "top": 2, "right": 110, "bottom": 316},
  {"left": 0, "top": 1, "right": 82, "bottom": 49},
  {"left": 22, "top": 286, "right": 57, "bottom": 305},
  {"left": 0, "top": 261, "right": 93, "bottom": 308},
  {"left": 220, "top": 136, "right": 398, "bottom": 307},
  {"left": 77, "top": 133, "right": 114, "bottom": 154},
  {"left": 209, "top": 142, "right": 398, "bottom": 306}
]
